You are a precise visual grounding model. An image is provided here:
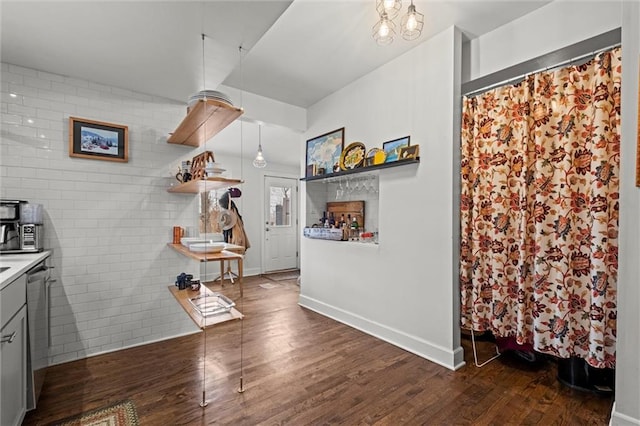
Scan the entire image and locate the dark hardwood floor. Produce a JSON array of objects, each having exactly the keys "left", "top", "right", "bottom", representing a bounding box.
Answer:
[{"left": 24, "top": 274, "right": 613, "bottom": 425}]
